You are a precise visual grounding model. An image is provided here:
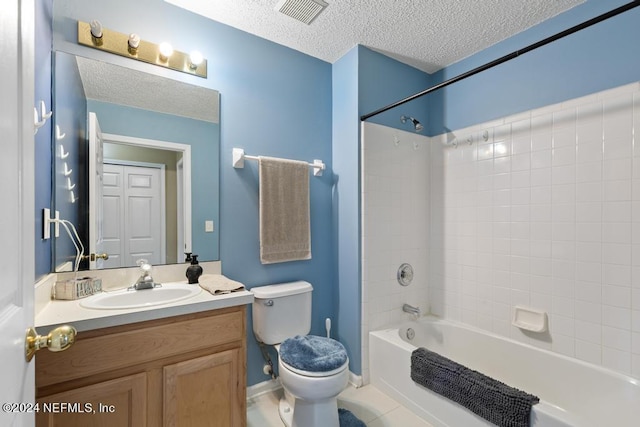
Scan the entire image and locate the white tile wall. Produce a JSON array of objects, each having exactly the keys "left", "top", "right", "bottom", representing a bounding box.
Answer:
[
  {"left": 360, "top": 122, "right": 430, "bottom": 383},
  {"left": 429, "top": 81, "right": 640, "bottom": 379}
]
